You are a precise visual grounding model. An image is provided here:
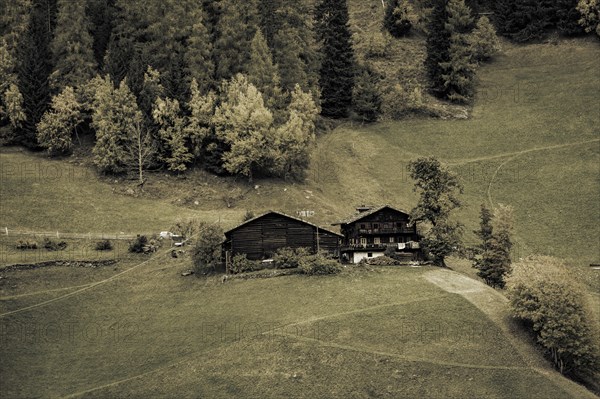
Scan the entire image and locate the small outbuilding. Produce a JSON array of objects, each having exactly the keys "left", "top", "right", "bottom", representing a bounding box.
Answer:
[{"left": 222, "top": 211, "right": 342, "bottom": 262}]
